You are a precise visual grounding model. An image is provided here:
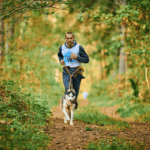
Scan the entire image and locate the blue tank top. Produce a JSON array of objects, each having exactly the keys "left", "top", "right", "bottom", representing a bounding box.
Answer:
[{"left": 61, "top": 44, "right": 81, "bottom": 67}]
